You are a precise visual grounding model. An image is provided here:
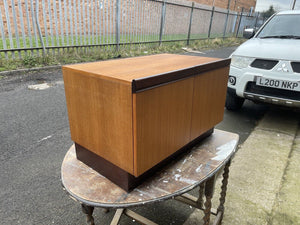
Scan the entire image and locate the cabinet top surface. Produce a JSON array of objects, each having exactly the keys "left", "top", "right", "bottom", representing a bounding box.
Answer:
[{"left": 62, "top": 54, "right": 226, "bottom": 83}]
